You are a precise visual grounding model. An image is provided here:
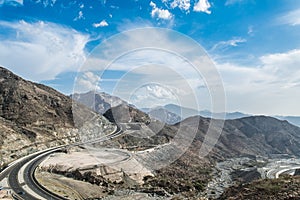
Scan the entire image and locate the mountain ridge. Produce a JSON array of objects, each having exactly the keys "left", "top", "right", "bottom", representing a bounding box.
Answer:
[
  {"left": 178, "top": 115, "right": 300, "bottom": 159},
  {"left": 0, "top": 66, "right": 114, "bottom": 169},
  {"left": 143, "top": 103, "right": 300, "bottom": 127}
]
